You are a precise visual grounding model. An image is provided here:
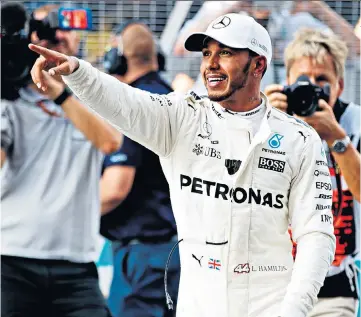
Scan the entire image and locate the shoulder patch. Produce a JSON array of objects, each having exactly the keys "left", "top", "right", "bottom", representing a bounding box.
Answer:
[{"left": 185, "top": 90, "right": 205, "bottom": 111}]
